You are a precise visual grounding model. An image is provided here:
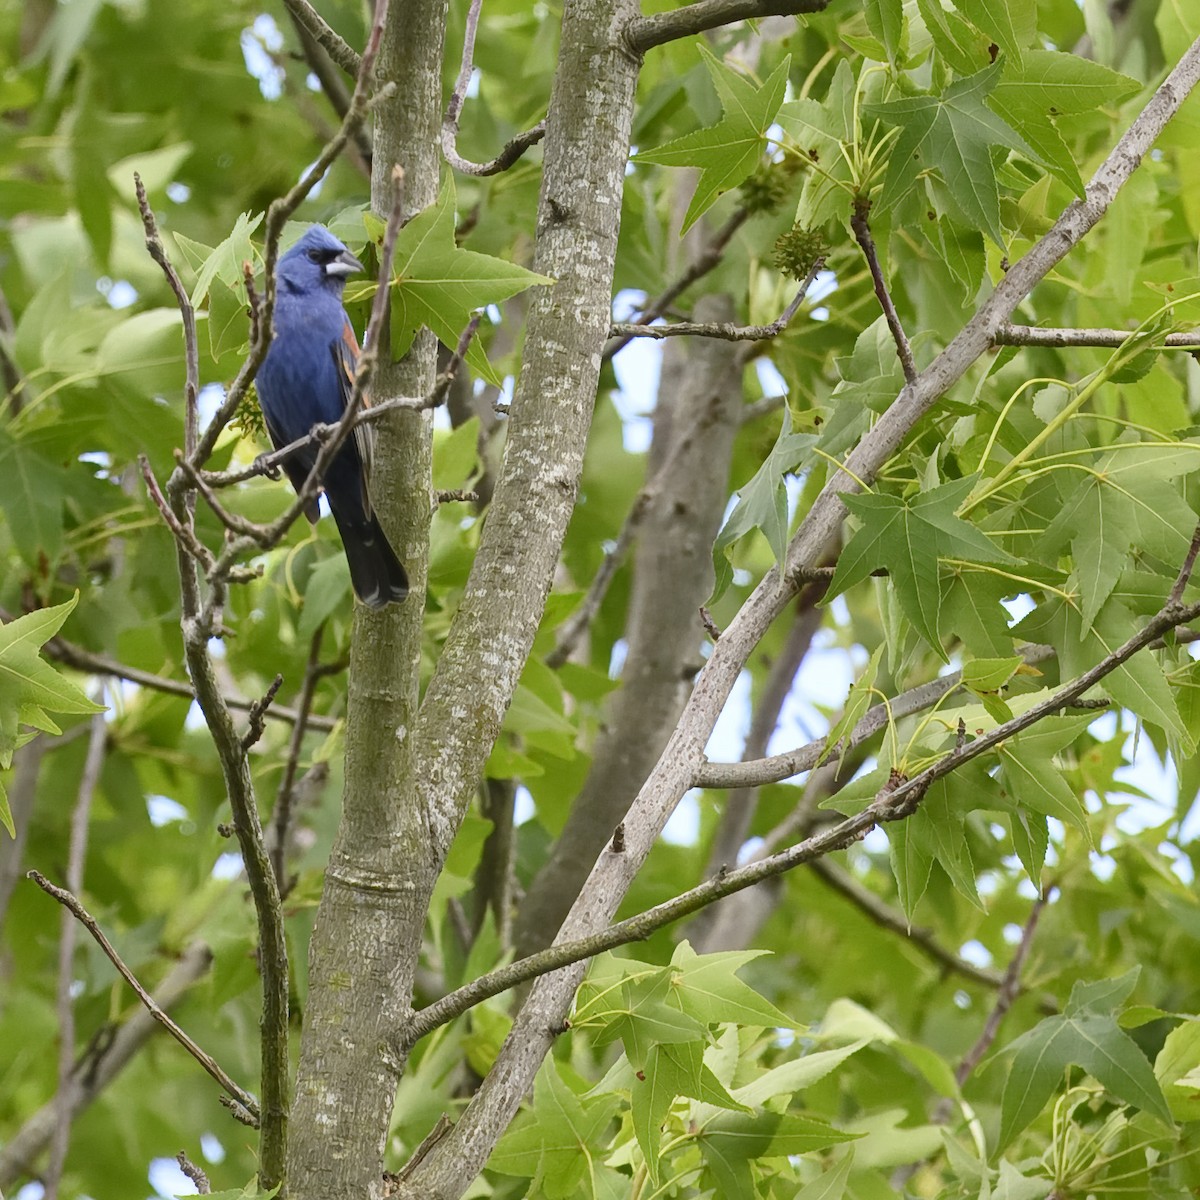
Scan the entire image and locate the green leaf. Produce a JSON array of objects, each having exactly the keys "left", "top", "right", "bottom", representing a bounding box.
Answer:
[
  {"left": 697, "top": 1110, "right": 859, "bottom": 1200},
  {"left": 954, "top": 0, "right": 1035, "bottom": 66},
  {"left": 667, "top": 942, "right": 795, "bottom": 1028},
  {"left": 636, "top": 50, "right": 791, "bottom": 233},
  {"left": 489, "top": 1058, "right": 620, "bottom": 1197},
  {"left": 733, "top": 1041, "right": 867, "bottom": 1108},
  {"left": 380, "top": 175, "right": 552, "bottom": 386},
  {"left": 711, "top": 405, "right": 815, "bottom": 600},
  {"left": 995, "top": 716, "right": 1094, "bottom": 837},
  {"left": 106, "top": 142, "right": 194, "bottom": 196},
  {"left": 827, "top": 475, "right": 1016, "bottom": 656},
  {"left": 0, "top": 427, "right": 67, "bottom": 568},
  {"left": 632, "top": 1040, "right": 745, "bottom": 1176},
  {"left": 865, "top": 0, "right": 905, "bottom": 65},
  {"left": 0, "top": 597, "right": 106, "bottom": 780},
  {"left": 867, "top": 63, "right": 1042, "bottom": 244},
  {"left": 998, "top": 973, "right": 1173, "bottom": 1148},
  {"left": 989, "top": 52, "right": 1139, "bottom": 195},
  {"left": 178, "top": 211, "right": 263, "bottom": 308}
]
